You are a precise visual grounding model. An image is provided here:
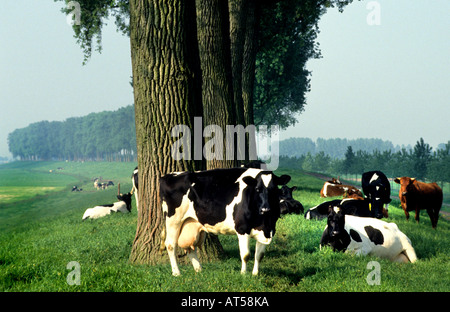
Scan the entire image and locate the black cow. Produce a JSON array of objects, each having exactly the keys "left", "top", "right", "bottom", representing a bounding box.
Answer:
[
  {"left": 361, "top": 171, "right": 392, "bottom": 219},
  {"left": 279, "top": 185, "right": 304, "bottom": 215},
  {"left": 160, "top": 168, "right": 290, "bottom": 276}
]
